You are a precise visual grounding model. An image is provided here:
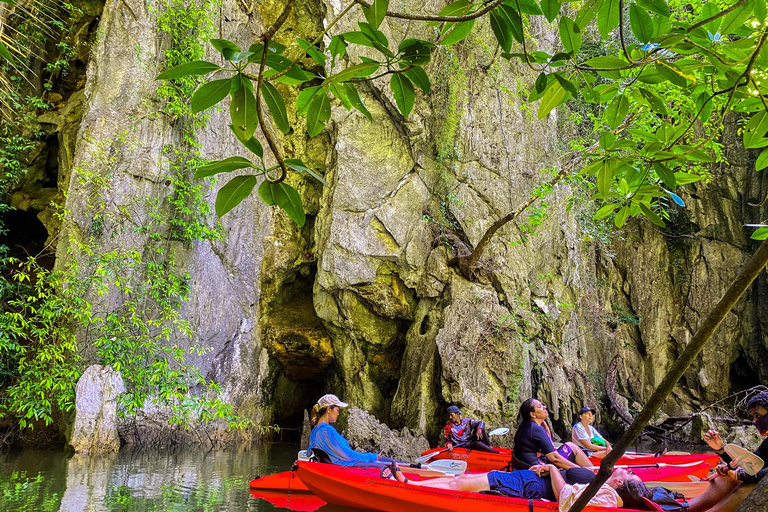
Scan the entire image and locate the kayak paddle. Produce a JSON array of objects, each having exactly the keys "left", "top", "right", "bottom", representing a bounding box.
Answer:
[
  {"left": 414, "top": 427, "right": 510, "bottom": 464},
  {"left": 724, "top": 444, "right": 764, "bottom": 476},
  {"left": 587, "top": 460, "right": 707, "bottom": 470},
  {"left": 413, "top": 459, "right": 468, "bottom": 476}
]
